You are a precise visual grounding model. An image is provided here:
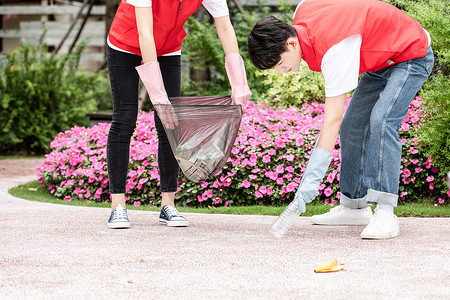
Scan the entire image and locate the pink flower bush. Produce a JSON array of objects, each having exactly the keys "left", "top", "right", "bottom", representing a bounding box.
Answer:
[
  {"left": 398, "top": 97, "right": 449, "bottom": 204},
  {"left": 36, "top": 96, "right": 449, "bottom": 207}
]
